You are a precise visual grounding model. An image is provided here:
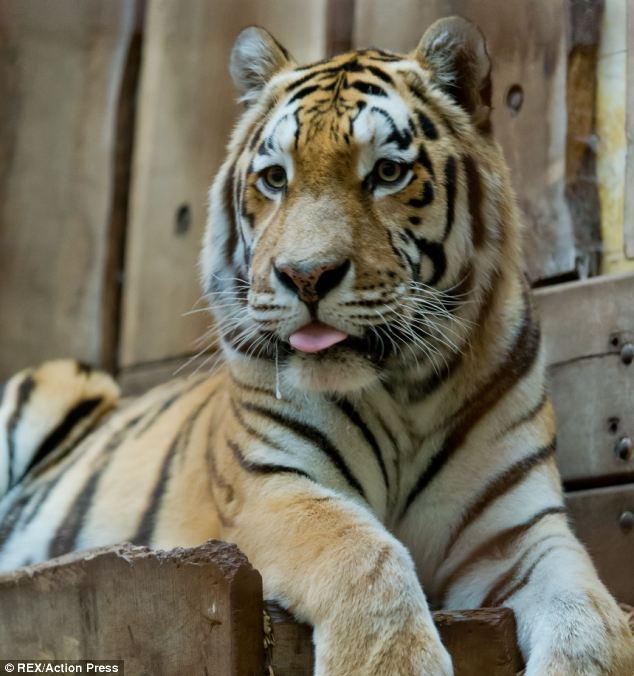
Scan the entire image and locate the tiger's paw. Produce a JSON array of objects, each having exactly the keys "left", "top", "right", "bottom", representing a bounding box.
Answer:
[
  {"left": 524, "top": 595, "right": 634, "bottom": 676},
  {"left": 0, "top": 359, "right": 119, "bottom": 494}
]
